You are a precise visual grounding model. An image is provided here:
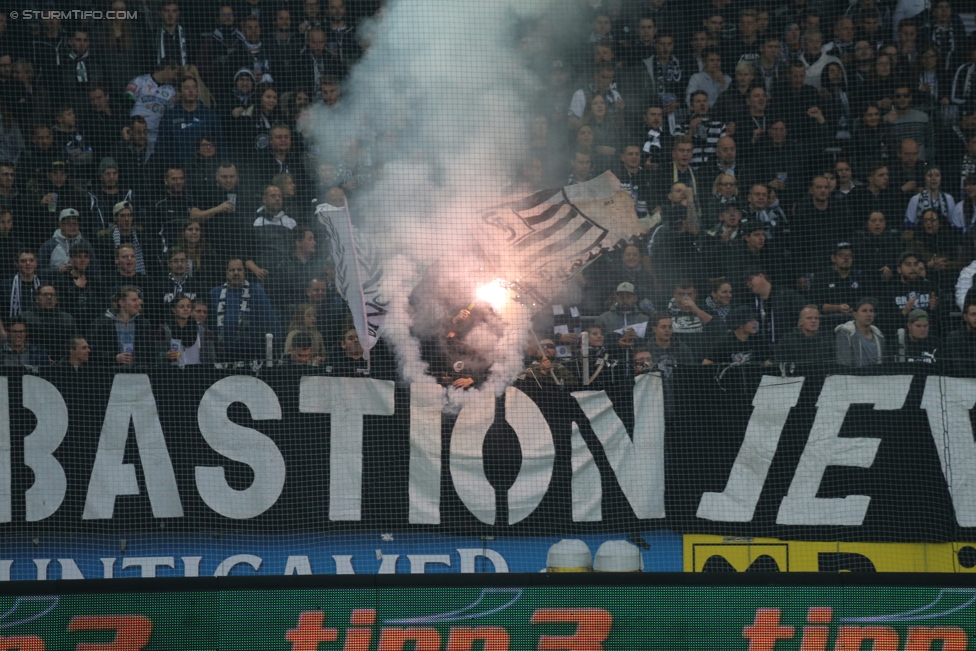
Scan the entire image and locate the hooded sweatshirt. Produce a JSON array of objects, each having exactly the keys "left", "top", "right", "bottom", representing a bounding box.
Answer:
[
  {"left": 38, "top": 228, "right": 85, "bottom": 273},
  {"left": 835, "top": 320, "right": 884, "bottom": 367}
]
